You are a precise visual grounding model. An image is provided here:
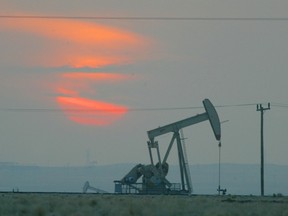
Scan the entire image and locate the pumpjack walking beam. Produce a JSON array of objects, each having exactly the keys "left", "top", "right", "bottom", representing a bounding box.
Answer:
[{"left": 147, "top": 99, "right": 221, "bottom": 142}]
